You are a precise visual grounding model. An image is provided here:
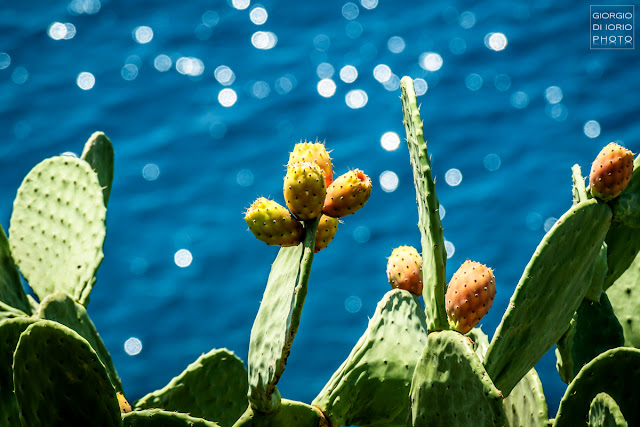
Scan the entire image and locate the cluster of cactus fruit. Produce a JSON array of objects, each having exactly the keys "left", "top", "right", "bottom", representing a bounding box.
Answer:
[{"left": 1, "top": 77, "right": 639, "bottom": 426}]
